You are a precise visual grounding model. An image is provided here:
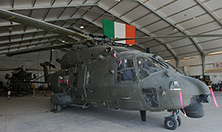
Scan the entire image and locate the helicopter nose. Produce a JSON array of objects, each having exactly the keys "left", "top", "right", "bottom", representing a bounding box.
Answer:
[
  {"left": 183, "top": 93, "right": 210, "bottom": 118},
  {"left": 183, "top": 96, "right": 205, "bottom": 118},
  {"left": 182, "top": 76, "right": 210, "bottom": 95},
  {"left": 198, "top": 94, "right": 210, "bottom": 103},
  {"left": 180, "top": 76, "right": 210, "bottom": 118}
]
